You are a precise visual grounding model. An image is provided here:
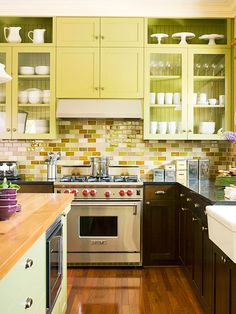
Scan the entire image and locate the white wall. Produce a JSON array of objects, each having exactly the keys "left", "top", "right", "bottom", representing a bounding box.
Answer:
[{"left": 0, "top": 0, "right": 235, "bottom": 17}]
